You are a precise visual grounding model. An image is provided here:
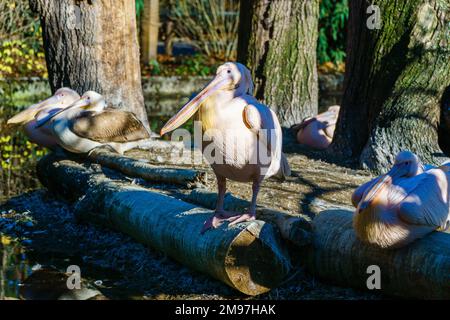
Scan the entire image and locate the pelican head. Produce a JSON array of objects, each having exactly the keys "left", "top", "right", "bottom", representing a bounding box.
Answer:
[
  {"left": 7, "top": 88, "right": 80, "bottom": 125},
  {"left": 36, "top": 91, "right": 106, "bottom": 127},
  {"left": 358, "top": 151, "right": 422, "bottom": 211},
  {"left": 160, "top": 62, "right": 254, "bottom": 136}
]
